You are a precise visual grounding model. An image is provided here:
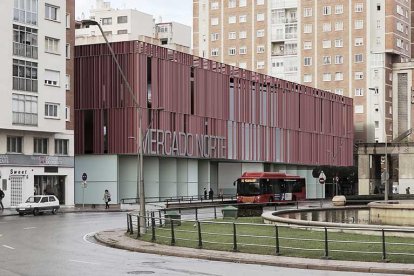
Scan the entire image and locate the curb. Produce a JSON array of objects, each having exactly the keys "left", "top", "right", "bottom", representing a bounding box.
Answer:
[
  {"left": 0, "top": 209, "right": 132, "bottom": 217},
  {"left": 94, "top": 230, "right": 414, "bottom": 275}
]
